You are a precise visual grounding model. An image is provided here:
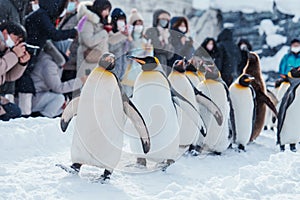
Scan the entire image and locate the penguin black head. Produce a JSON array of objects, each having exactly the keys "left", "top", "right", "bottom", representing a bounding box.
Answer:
[
  {"left": 98, "top": 52, "right": 115, "bottom": 71},
  {"left": 289, "top": 66, "right": 300, "bottom": 78},
  {"left": 243, "top": 52, "right": 261, "bottom": 79},
  {"left": 127, "top": 55, "right": 160, "bottom": 71},
  {"left": 238, "top": 74, "right": 255, "bottom": 87},
  {"left": 172, "top": 58, "right": 187, "bottom": 73},
  {"left": 185, "top": 59, "right": 197, "bottom": 72}
]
